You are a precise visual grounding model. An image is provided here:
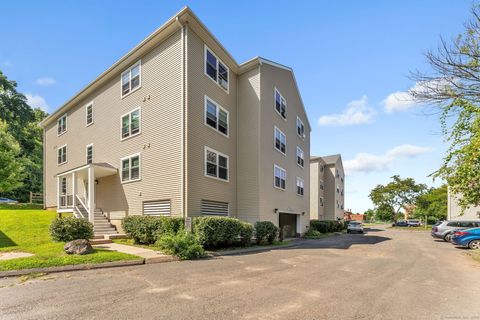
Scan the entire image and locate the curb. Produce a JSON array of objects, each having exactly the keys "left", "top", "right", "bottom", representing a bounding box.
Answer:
[
  {"left": 0, "top": 259, "right": 145, "bottom": 278},
  {"left": 210, "top": 241, "right": 303, "bottom": 257}
]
